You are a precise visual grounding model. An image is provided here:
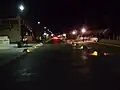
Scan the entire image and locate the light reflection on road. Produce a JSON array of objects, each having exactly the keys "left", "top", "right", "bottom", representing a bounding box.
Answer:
[{"left": 13, "top": 68, "right": 37, "bottom": 82}]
